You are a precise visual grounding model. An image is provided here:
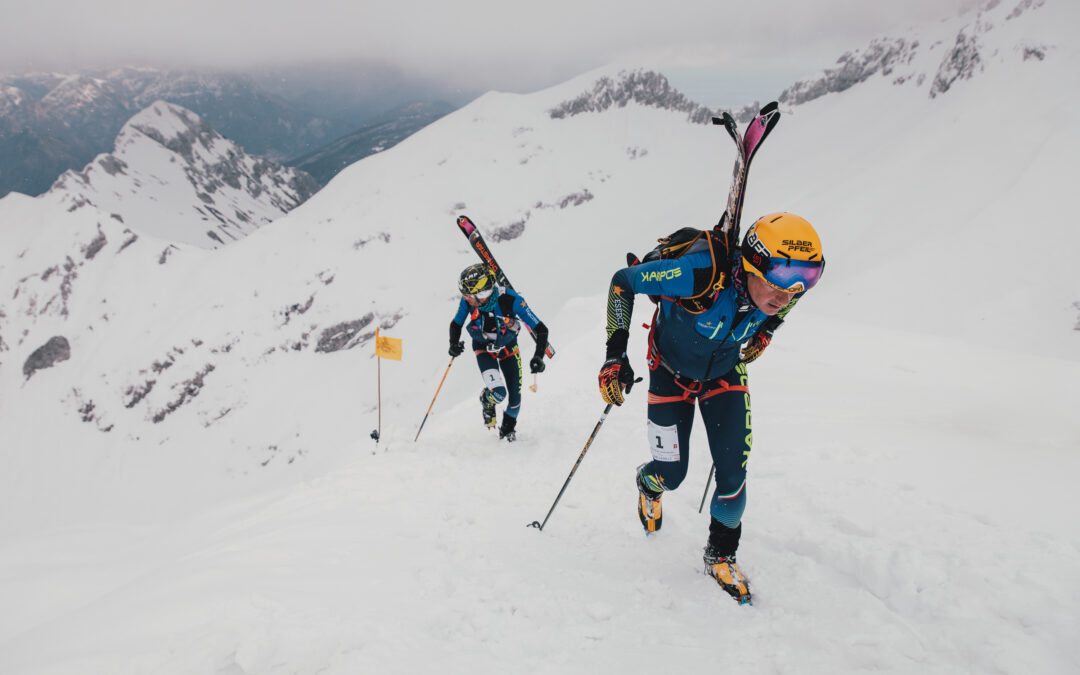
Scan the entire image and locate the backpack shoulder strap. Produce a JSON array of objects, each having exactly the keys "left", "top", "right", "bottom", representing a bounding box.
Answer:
[
  {"left": 497, "top": 291, "right": 517, "bottom": 318},
  {"left": 680, "top": 230, "right": 733, "bottom": 313}
]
